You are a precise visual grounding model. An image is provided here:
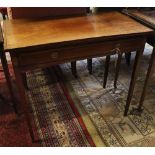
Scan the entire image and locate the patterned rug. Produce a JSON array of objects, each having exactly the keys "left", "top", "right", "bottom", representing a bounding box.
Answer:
[
  {"left": 0, "top": 55, "right": 95, "bottom": 146},
  {"left": 54, "top": 43, "right": 155, "bottom": 147},
  {"left": 26, "top": 68, "right": 95, "bottom": 147},
  {"left": 0, "top": 44, "right": 155, "bottom": 146}
]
